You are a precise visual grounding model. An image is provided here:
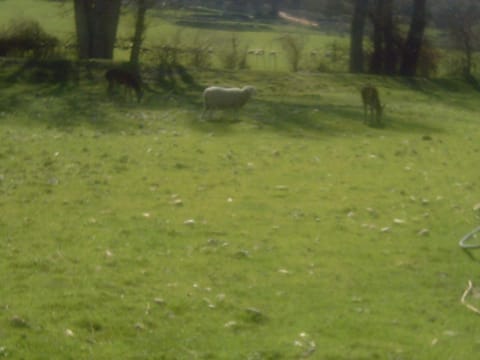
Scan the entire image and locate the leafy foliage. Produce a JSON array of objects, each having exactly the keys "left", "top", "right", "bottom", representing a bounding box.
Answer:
[{"left": 0, "top": 19, "right": 59, "bottom": 58}]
